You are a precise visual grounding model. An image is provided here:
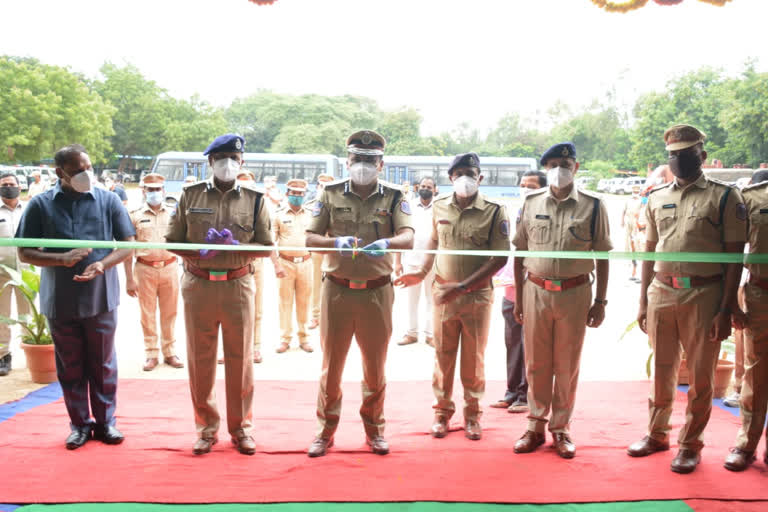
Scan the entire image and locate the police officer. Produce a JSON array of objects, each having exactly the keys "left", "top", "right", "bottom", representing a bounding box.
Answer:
[
  {"left": 306, "top": 173, "right": 335, "bottom": 330},
  {"left": 273, "top": 178, "right": 313, "bottom": 353},
  {"left": 622, "top": 184, "right": 644, "bottom": 282},
  {"left": 512, "top": 142, "right": 612, "bottom": 459},
  {"left": 166, "top": 134, "right": 273, "bottom": 456},
  {"left": 628, "top": 125, "right": 746, "bottom": 474},
  {"left": 124, "top": 173, "right": 183, "bottom": 371},
  {"left": 395, "top": 153, "right": 509, "bottom": 441},
  {"left": 305, "top": 130, "right": 414, "bottom": 457},
  {"left": 723, "top": 169, "right": 768, "bottom": 471}
]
